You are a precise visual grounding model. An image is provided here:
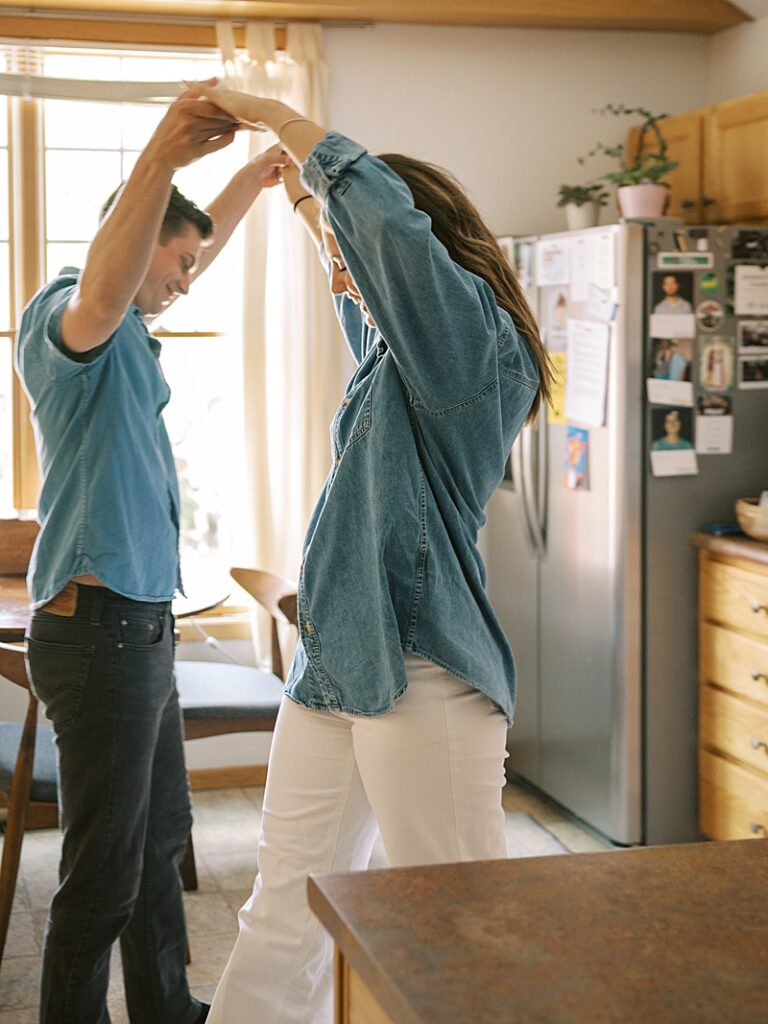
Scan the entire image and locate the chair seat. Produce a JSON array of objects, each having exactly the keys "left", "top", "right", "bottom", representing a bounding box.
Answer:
[
  {"left": 174, "top": 661, "right": 284, "bottom": 720},
  {"left": 0, "top": 724, "right": 58, "bottom": 804}
]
